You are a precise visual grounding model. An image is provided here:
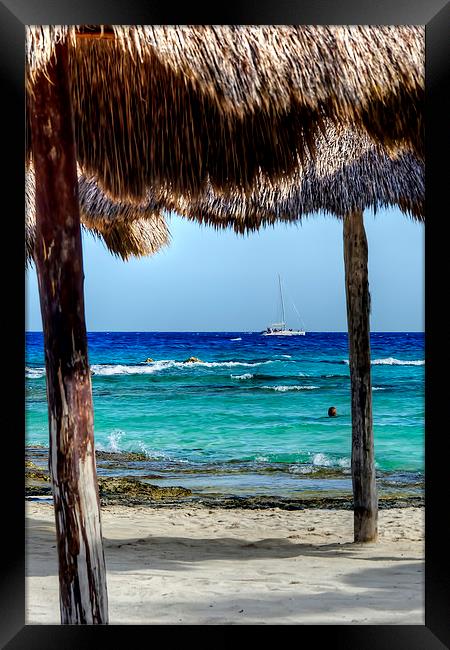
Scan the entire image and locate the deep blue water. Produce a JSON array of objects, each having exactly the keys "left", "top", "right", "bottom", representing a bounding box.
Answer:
[{"left": 26, "top": 331, "right": 424, "bottom": 497}]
